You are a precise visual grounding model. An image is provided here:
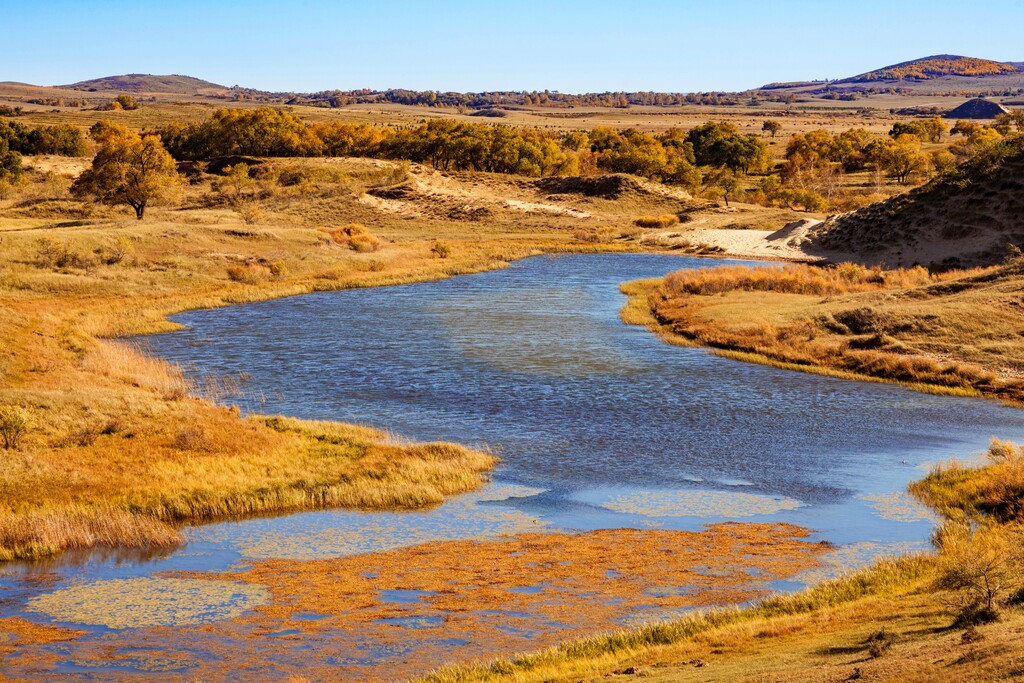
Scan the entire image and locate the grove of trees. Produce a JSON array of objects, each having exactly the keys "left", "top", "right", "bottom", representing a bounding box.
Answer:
[
  {"left": 0, "top": 120, "right": 89, "bottom": 157},
  {"left": 155, "top": 108, "right": 775, "bottom": 191}
]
